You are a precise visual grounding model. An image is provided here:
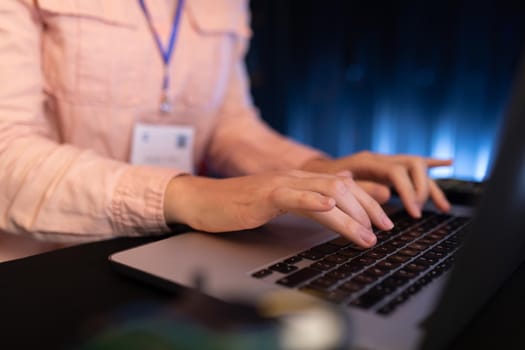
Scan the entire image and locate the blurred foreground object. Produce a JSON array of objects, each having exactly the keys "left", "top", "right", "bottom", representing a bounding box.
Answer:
[{"left": 78, "top": 290, "right": 351, "bottom": 350}]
